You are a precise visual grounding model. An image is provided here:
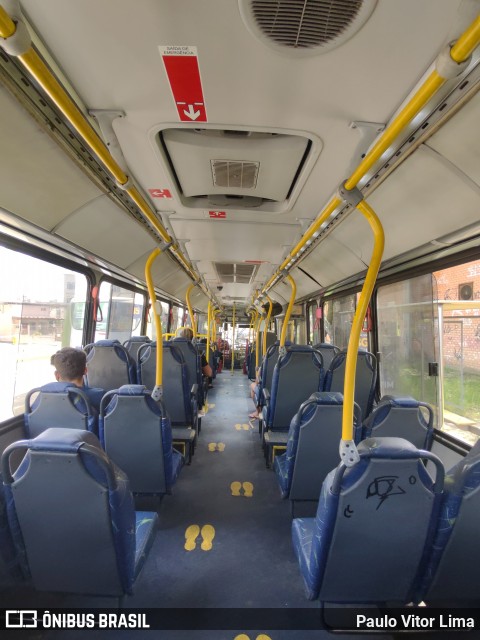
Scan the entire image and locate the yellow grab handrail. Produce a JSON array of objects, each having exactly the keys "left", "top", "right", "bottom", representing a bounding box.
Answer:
[
  {"left": 0, "top": 5, "right": 208, "bottom": 295},
  {"left": 231, "top": 303, "right": 236, "bottom": 373},
  {"left": 185, "top": 283, "right": 197, "bottom": 337},
  {"left": 145, "top": 247, "right": 164, "bottom": 400},
  {"left": 280, "top": 275, "right": 296, "bottom": 348},
  {"left": 262, "top": 295, "right": 273, "bottom": 358},
  {"left": 206, "top": 301, "right": 212, "bottom": 361},
  {"left": 255, "top": 311, "right": 261, "bottom": 369},
  {"left": 340, "top": 199, "right": 384, "bottom": 458},
  {"left": 259, "top": 12, "right": 480, "bottom": 296}
]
